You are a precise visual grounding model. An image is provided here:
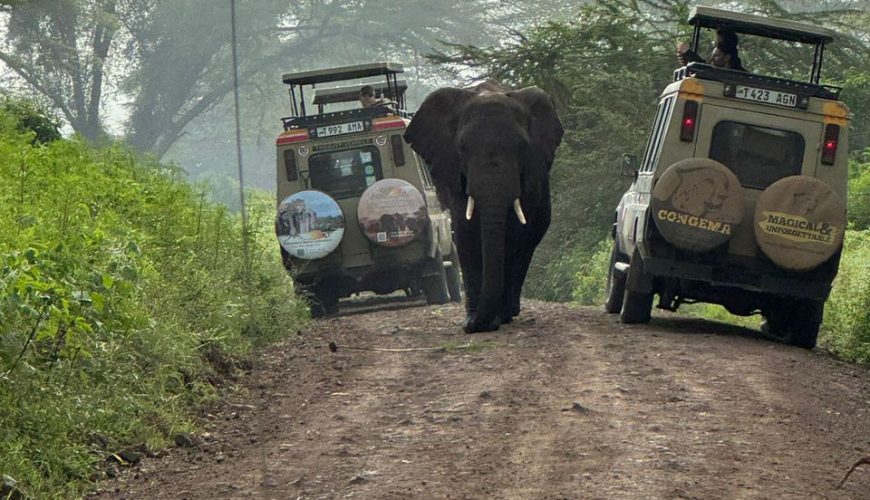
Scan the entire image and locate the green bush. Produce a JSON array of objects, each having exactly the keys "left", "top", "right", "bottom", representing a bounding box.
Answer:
[
  {"left": 570, "top": 238, "right": 611, "bottom": 306},
  {"left": 0, "top": 95, "right": 61, "bottom": 144},
  {"left": 821, "top": 230, "right": 870, "bottom": 362},
  {"left": 0, "top": 106, "right": 306, "bottom": 497},
  {"left": 848, "top": 149, "right": 870, "bottom": 230}
]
